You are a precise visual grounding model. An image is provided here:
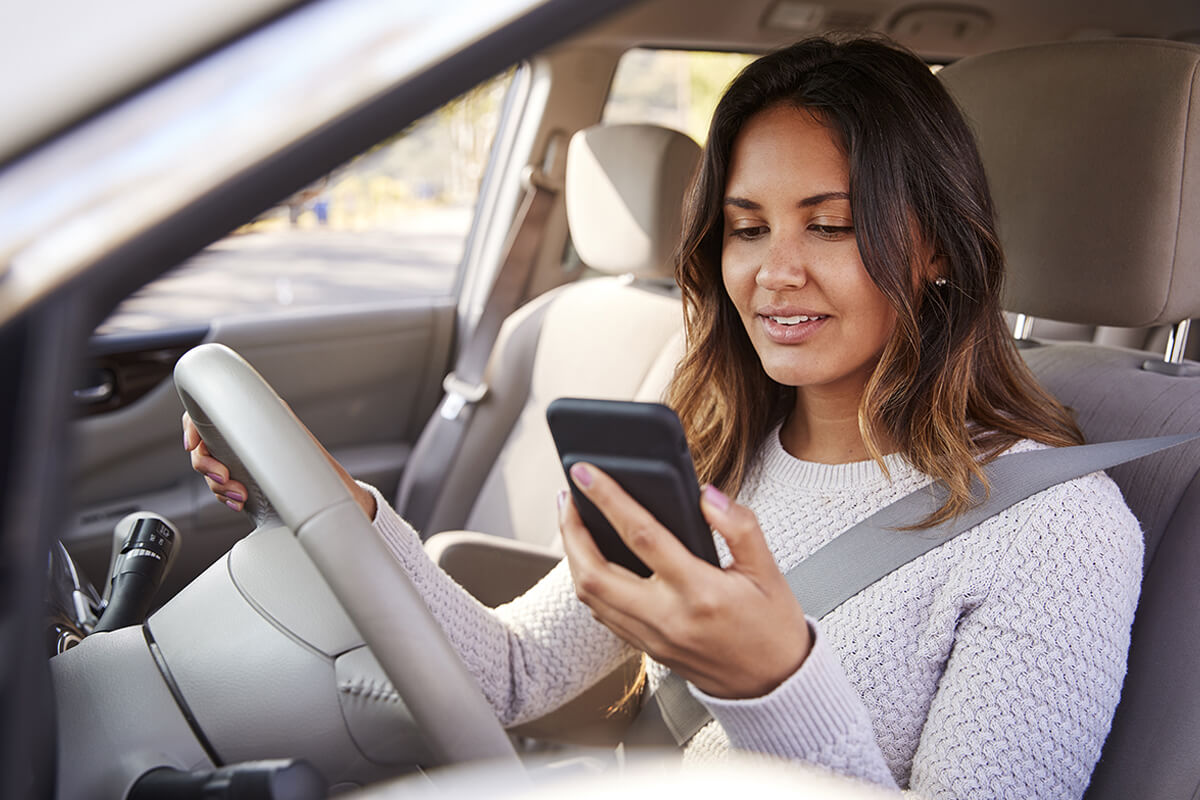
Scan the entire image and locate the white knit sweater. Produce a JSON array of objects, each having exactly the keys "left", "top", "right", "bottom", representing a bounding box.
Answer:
[{"left": 366, "top": 433, "right": 1142, "bottom": 798}]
